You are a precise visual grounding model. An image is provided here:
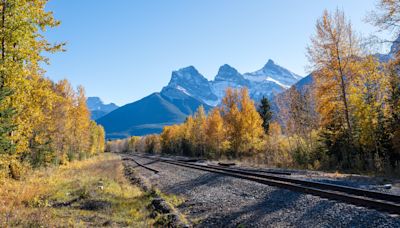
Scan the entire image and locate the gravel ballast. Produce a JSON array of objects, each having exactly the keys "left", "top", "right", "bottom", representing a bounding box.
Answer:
[{"left": 128, "top": 155, "right": 400, "bottom": 227}]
